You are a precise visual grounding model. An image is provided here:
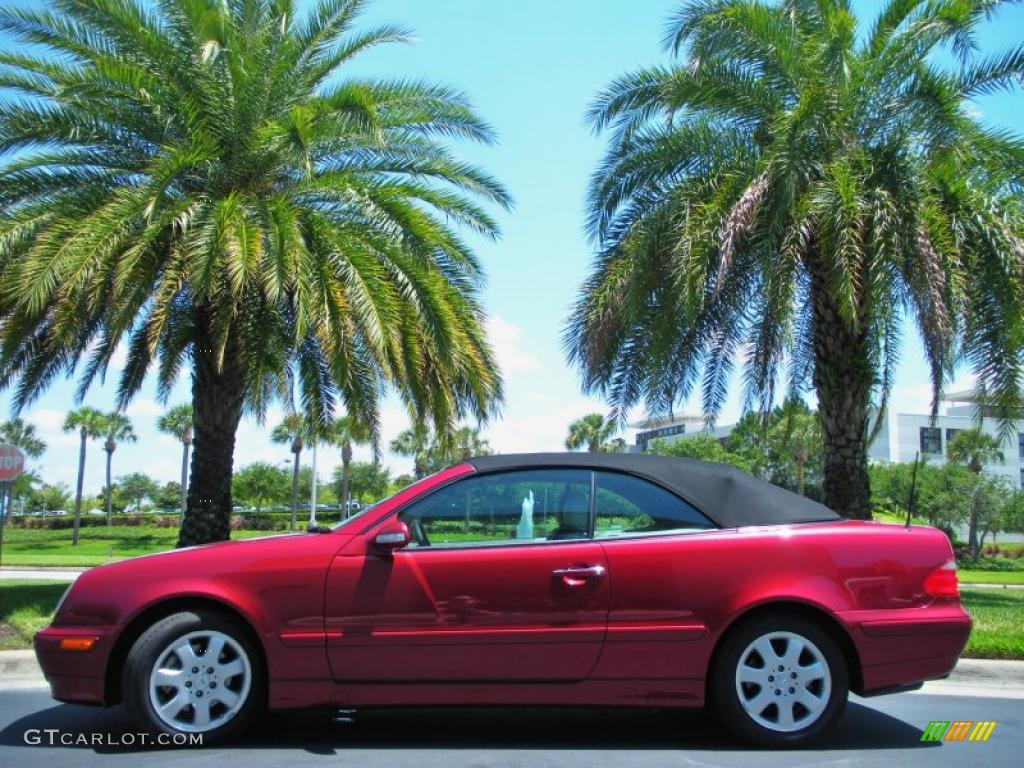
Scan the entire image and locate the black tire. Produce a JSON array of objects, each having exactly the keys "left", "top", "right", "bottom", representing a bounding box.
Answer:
[
  {"left": 710, "top": 613, "right": 848, "bottom": 747},
  {"left": 122, "top": 609, "right": 264, "bottom": 744}
]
